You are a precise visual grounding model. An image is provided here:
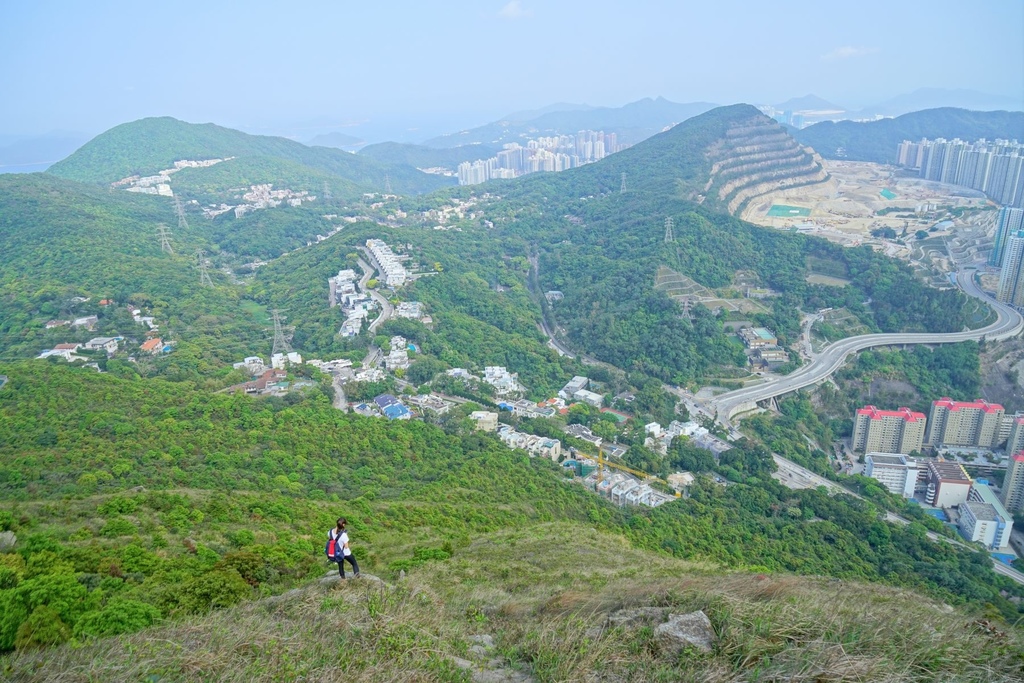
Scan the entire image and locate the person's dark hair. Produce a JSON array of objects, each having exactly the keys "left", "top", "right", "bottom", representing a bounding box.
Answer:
[{"left": 336, "top": 517, "right": 347, "bottom": 531}]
